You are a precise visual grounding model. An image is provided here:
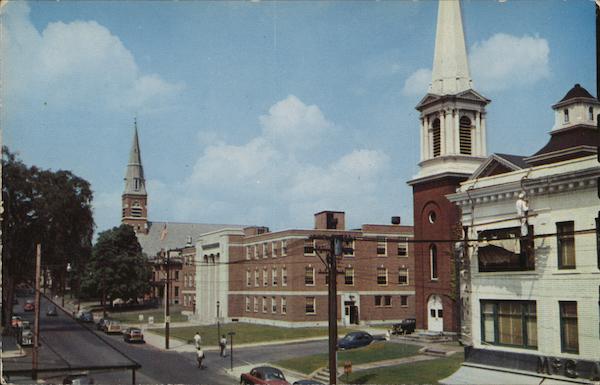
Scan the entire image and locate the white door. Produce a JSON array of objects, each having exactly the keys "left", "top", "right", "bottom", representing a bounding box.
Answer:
[{"left": 427, "top": 295, "right": 443, "bottom": 332}]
